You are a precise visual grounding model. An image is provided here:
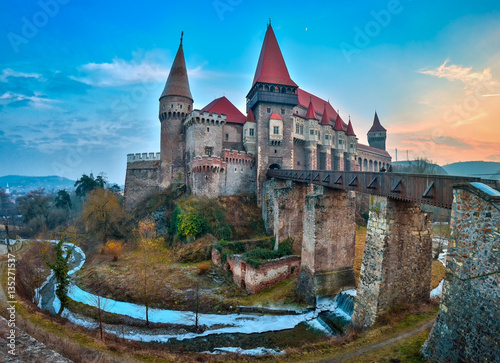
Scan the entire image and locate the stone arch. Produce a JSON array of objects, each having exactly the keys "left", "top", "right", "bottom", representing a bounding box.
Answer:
[
  {"left": 363, "top": 159, "right": 368, "bottom": 170},
  {"left": 374, "top": 161, "right": 378, "bottom": 171},
  {"left": 268, "top": 163, "right": 281, "bottom": 170},
  {"left": 369, "top": 160, "right": 373, "bottom": 171}
]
